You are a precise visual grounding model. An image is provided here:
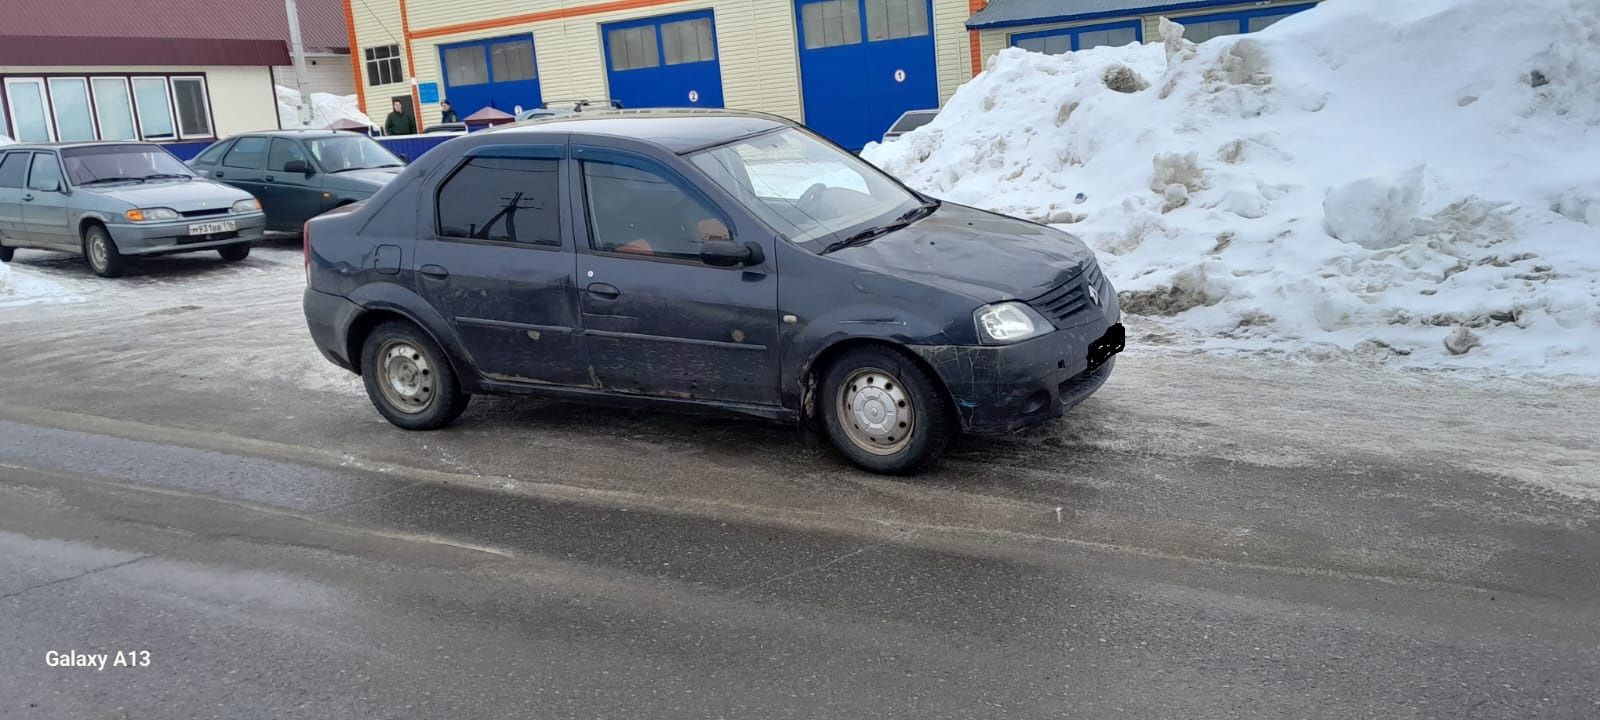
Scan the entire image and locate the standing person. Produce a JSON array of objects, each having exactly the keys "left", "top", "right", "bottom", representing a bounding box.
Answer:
[
  {"left": 384, "top": 100, "right": 416, "bottom": 136},
  {"left": 439, "top": 100, "right": 458, "bottom": 123}
]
